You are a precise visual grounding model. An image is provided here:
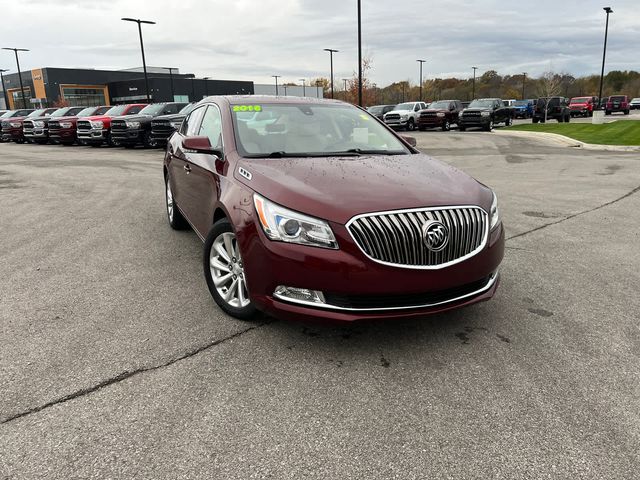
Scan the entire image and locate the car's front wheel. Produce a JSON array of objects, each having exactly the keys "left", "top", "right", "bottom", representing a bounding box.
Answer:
[
  {"left": 406, "top": 119, "right": 415, "bottom": 131},
  {"left": 165, "top": 176, "right": 188, "bottom": 230},
  {"left": 203, "top": 219, "right": 257, "bottom": 320}
]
